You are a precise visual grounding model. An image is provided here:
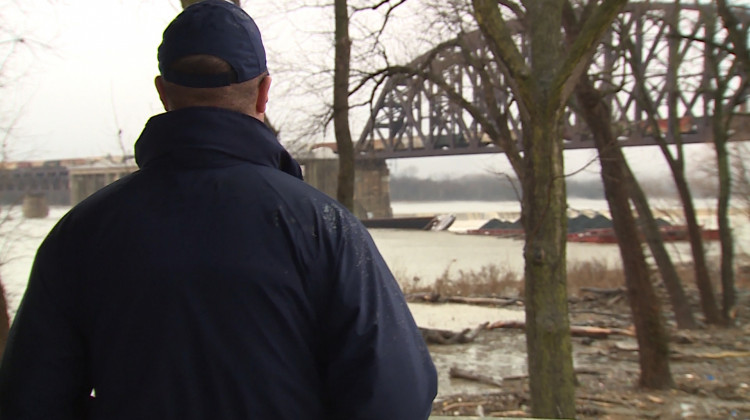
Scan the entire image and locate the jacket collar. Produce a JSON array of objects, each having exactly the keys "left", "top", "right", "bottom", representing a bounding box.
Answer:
[{"left": 134, "top": 107, "right": 302, "bottom": 179}]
